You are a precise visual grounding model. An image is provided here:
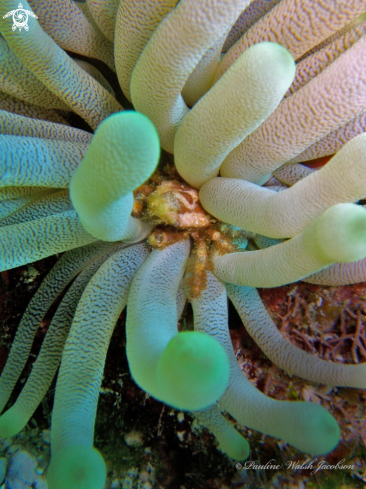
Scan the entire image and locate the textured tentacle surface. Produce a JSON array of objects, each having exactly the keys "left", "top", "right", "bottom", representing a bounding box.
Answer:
[
  {"left": 0, "top": 135, "right": 88, "bottom": 188},
  {"left": 181, "top": 33, "right": 226, "bottom": 107},
  {"left": 70, "top": 111, "right": 160, "bottom": 241},
  {"left": 115, "top": 0, "right": 178, "bottom": 102},
  {"left": 304, "top": 259, "right": 366, "bottom": 286},
  {"left": 175, "top": 42, "right": 295, "bottom": 188},
  {"left": 0, "top": 196, "right": 34, "bottom": 220},
  {"left": 0, "top": 0, "right": 122, "bottom": 130},
  {"left": 0, "top": 210, "right": 97, "bottom": 271},
  {"left": 130, "top": 0, "right": 252, "bottom": 152},
  {"left": 193, "top": 272, "right": 340, "bottom": 455},
  {"left": 214, "top": 0, "right": 366, "bottom": 82},
  {"left": 201, "top": 134, "right": 366, "bottom": 238},
  {"left": 289, "top": 109, "right": 366, "bottom": 163},
  {"left": 0, "top": 190, "right": 72, "bottom": 227},
  {"left": 227, "top": 284, "right": 366, "bottom": 388},
  {"left": 0, "top": 92, "right": 70, "bottom": 125},
  {"left": 1, "top": 0, "right": 366, "bottom": 478},
  {"left": 286, "top": 19, "right": 366, "bottom": 97},
  {"left": 0, "top": 109, "right": 93, "bottom": 143},
  {"left": 28, "top": 0, "right": 115, "bottom": 70},
  {"left": 297, "top": 10, "right": 366, "bottom": 61},
  {"left": 253, "top": 234, "right": 284, "bottom": 249},
  {"left": 220, "top": 35, "right": 366, "bottom": 184},
  {"left": 193, "top": 404, "right": 250, "bottom": 461},
  {"left": 73, "top": 59, "right": 115, "bottom": 96},
  {"left": 222, "top": 0, "right": 281, "bottom": 52},
  {"left": 0, "top": 38, "right": 69, "bottom": 110},
  {"left": 0, "top": 243, "right": 121, "bottom": 438},
  {"left": 213, "top": 204, "right": 366, "bottom": 288},
  {"left": 273, "top": 163, "right": 315, "bottom": 186},
  {"left": 85, "top": 0, "right": 119, "bottom": 42},
  {"left": 0, "top": 189, "right": 56, "bottom": 221},
  {"left": 0, "top": 242, "right": 108, "bottom": 411},
  {"left": 48, "top": 244, "right": 149, "bottom": 489},
  {"left": 127, "top": 240, "right": 230, "bottom": 410},
  {"left": 0, "top": 186, "right": 52, "bottom": 201}
]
